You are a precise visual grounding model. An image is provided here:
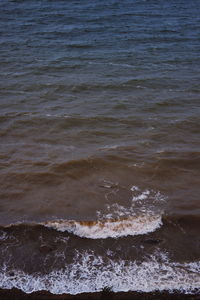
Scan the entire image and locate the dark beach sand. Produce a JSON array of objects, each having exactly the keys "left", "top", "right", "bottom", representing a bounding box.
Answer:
[{"left": 0, "top": 289, "right": 199, "bottom": 300}]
